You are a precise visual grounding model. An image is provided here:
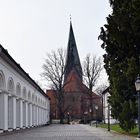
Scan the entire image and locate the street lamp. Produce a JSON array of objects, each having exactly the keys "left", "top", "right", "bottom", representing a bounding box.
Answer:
[
  {"left": 89, "top": 108, "right": 92, "bottom": 122},
  {"left": 108, "top": 104, "right": 110, "bottom": 131},
  {"left": 95, "top": 105, "right": 98, "bottom": 128},
  {"left": 67, "top": 112, "right": 70, "bottom": 124},
  {"left": 135, "top": 75, "right": 140, "bottom": 138},
  {"left": 84, "top": 111, "right": 88, "bottom": 124}
]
